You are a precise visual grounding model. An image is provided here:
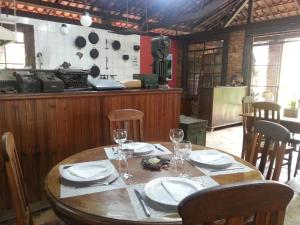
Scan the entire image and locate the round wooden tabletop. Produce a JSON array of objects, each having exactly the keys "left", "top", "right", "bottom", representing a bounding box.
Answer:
[{"left": 45, "top": 142, "right": 263, "bottom": 225}]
